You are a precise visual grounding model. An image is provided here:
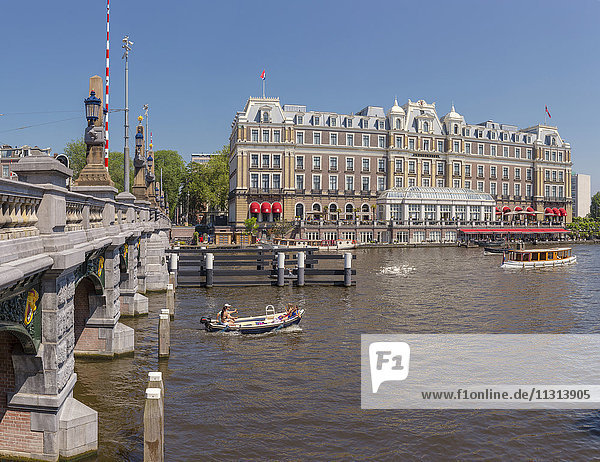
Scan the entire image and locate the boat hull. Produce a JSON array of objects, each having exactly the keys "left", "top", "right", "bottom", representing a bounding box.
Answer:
[
  {"left": 201, "top": 309, "right": 305, "bottom": 334},
  {"left": 501, "top": 256, "right": 577, "bottom": 269}
]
